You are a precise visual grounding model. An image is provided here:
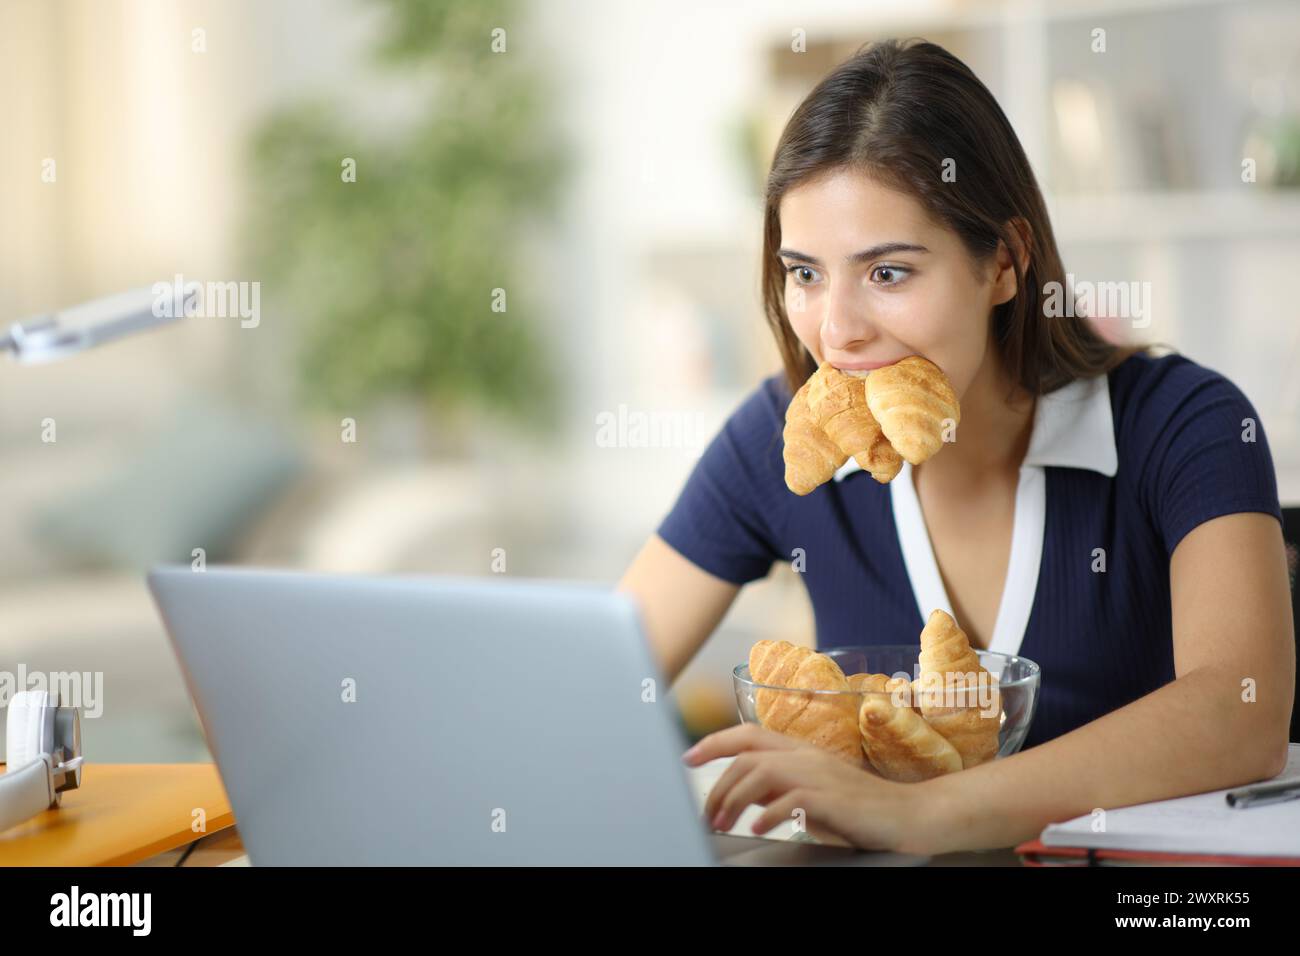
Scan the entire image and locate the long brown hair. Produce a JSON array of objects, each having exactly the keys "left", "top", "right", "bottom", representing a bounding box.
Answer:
[{"left": 762, "top": 38, "right": 1152, "bottom": 400}]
